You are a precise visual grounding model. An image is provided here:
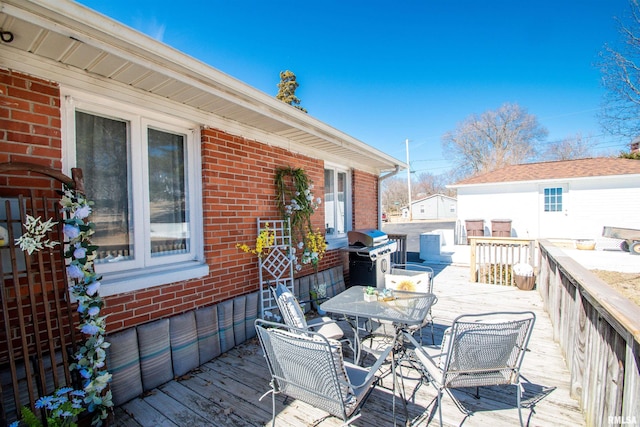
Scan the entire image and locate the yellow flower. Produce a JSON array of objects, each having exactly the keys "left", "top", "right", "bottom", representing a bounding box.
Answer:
[
  {"left": 237, "top": 223, "right": 275, "bottom": 258},
  {"left": 302, "top": 229, "right": 327, "bottom": 267},
  {"left": 395, "top": 280, "right": 416, "bottom": 292}
]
